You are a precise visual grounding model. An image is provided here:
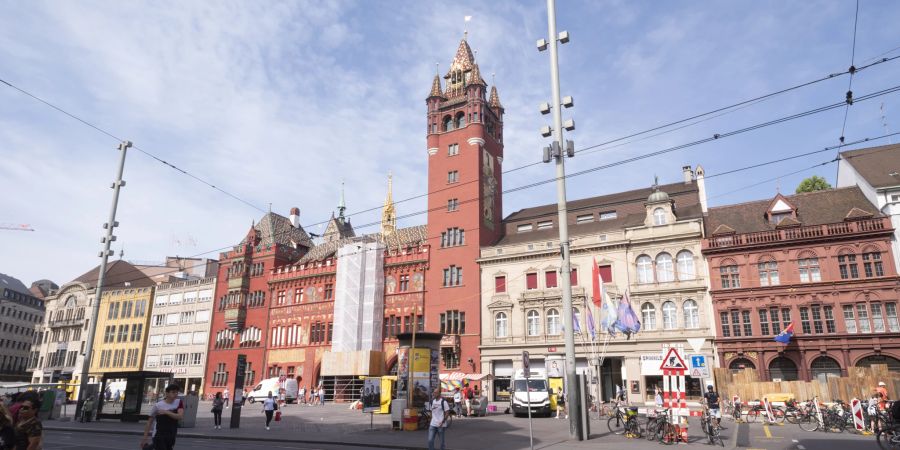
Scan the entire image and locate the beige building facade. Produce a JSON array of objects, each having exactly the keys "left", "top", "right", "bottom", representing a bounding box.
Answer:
[
  {"left": 478, "top": 167, "right": 717, "bottom": 404},
  {"left": 89, "top": 286, "right": 155, "bottom": 382},
  {"left": 143, "top": 277, "right": 215, "bottom": 395}
]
